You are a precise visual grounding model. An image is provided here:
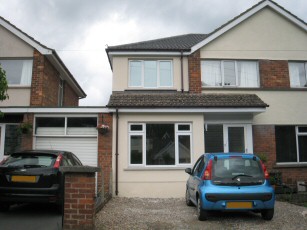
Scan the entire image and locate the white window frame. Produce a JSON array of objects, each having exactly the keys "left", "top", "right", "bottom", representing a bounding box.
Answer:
[
  {"left": 295, "top": 126, "right": 307, "bottom": 163},
  {"left": 201, "top": 60, "right": 259, "bottom": 88},
  {"left": 289, "top": 62, "right": 307, "bottom": 88},
  {"left": 128, "top": 123, "right": 192, "bottom": 167},
  {"left": 128, "top": 60, "right": 173, "bottom": 88}
]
